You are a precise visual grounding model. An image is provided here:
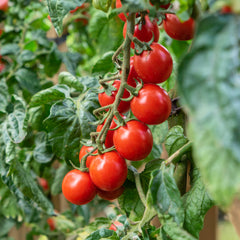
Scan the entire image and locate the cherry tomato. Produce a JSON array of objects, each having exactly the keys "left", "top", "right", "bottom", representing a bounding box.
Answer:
[
  {"left": 123, "top": 15, "right": 159, "bottom": 49},
  {"left": 163, "top": 14, "right": 195, "bottom": 41},
  {"left": 113, "top": 120, "right": 153, "bottom": 161},
  {"left": 47, "top": 15, "right": 52, "bottom": 22},
  {"left": 62, "top": 169, "right": 97, "bottom": 205},
  {"left": 75, "top": 11, "right": 90, "bottom": 25},
  {"left": 109, "top": 221, "right": 123, "bottom": 231},
  {"left": 97, "top": 185, "right": 124, "bottom": 200},
  {"left": 133, "top": 42, "right": 173, "bottom": 84},
  {"left": 0, "top": 29, "right": 3, "bottom": 37},
  {"left": 0, "top": 0, "right": 8, "bottom": 12},
  {"left": 221, "top": 6, "right": 232, "bottom": 14},
  {"left": 79, "top": 145, "right": 97, "bottom": 168},
  {"left": 130, "top": 84, "right": 172, "bottom": 125},
  {"left": 160, "top": 3, "right": 171, "bottom": 9},
  {"left": 89, "top": 151, "right": 127, "bottom": 191},
  {"left": 116, "top": 0, "right": 127, "bottom": 22},
  {"left": 47, "top": 218, "right": 56, "bottom": 231},
  {"left": 98, "top": 80, "right": 130, "bottom": 113},
  {"left": 0, "top": 57, "right": 5, "bottom": 72},
  {"left": 96, "top": 116, "right": 119, "bottom": 148},
  {"left": 38, "top": 177, "right": 49, "bottom": 191},
  {"left": 70, "top": 4, "right": 87, "bottom": 13}
]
